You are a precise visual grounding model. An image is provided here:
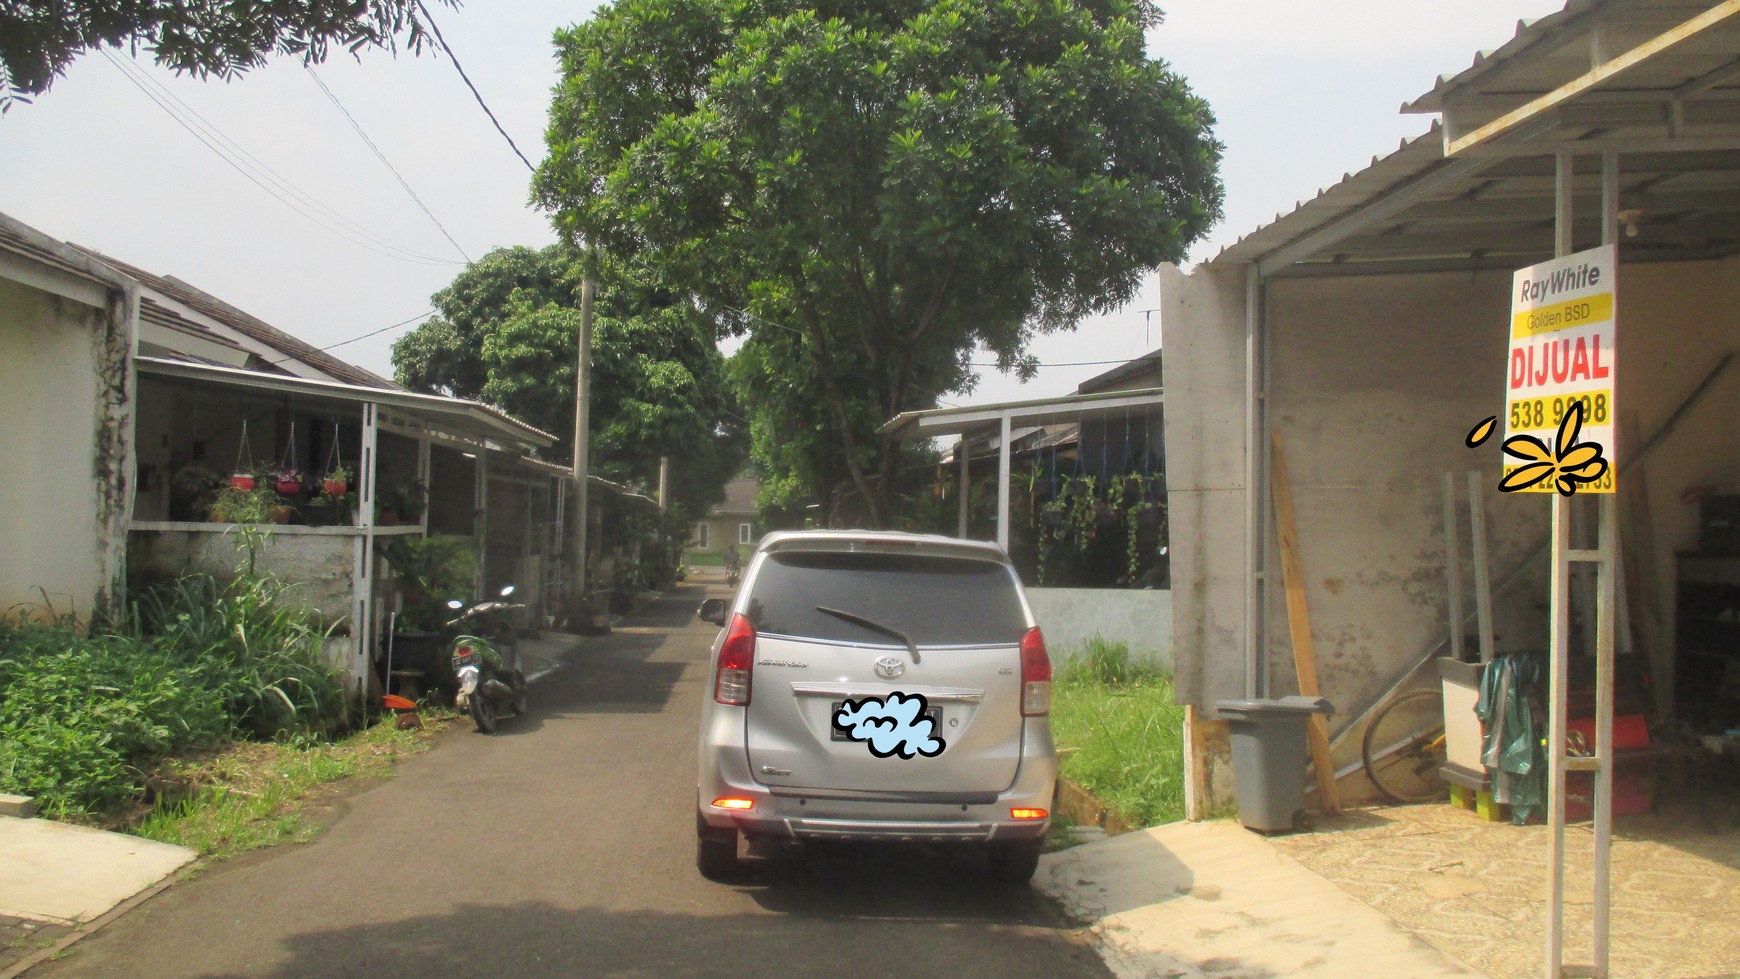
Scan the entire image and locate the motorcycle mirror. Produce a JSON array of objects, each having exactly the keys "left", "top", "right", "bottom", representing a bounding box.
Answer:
[
  {"left": 500, "top": 584, "right": 516, "bottom": 597},
  {"left": 447, "top": 599, "right": 464, "bottom": 610}
]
